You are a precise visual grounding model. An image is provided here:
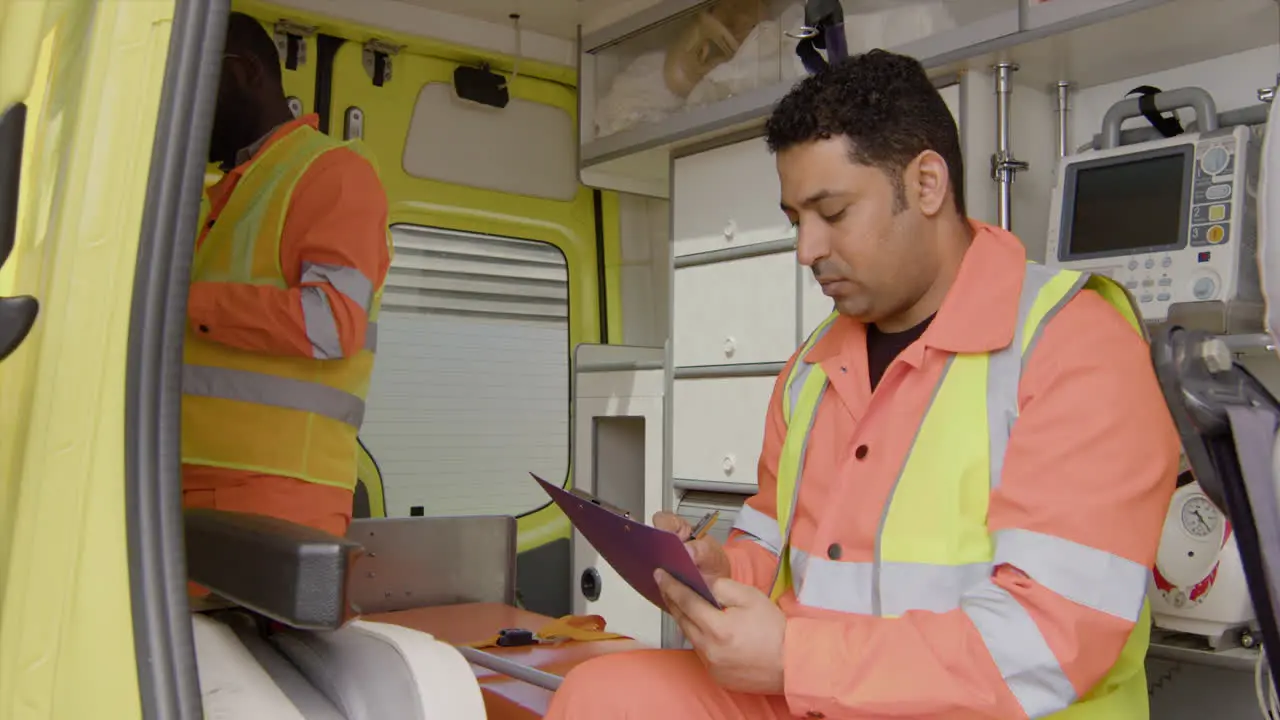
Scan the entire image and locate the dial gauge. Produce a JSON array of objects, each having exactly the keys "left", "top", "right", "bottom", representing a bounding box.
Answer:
[{"left": 1179, "top": 495, "right": 1222, "bottom": 538}]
